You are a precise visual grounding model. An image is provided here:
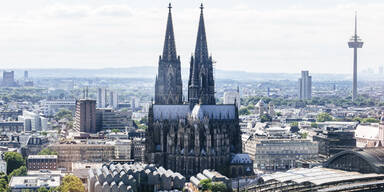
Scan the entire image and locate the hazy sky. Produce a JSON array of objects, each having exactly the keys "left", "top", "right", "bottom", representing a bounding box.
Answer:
[{"left": 0, "top": 0, "right": 383, "bottom": 73}]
